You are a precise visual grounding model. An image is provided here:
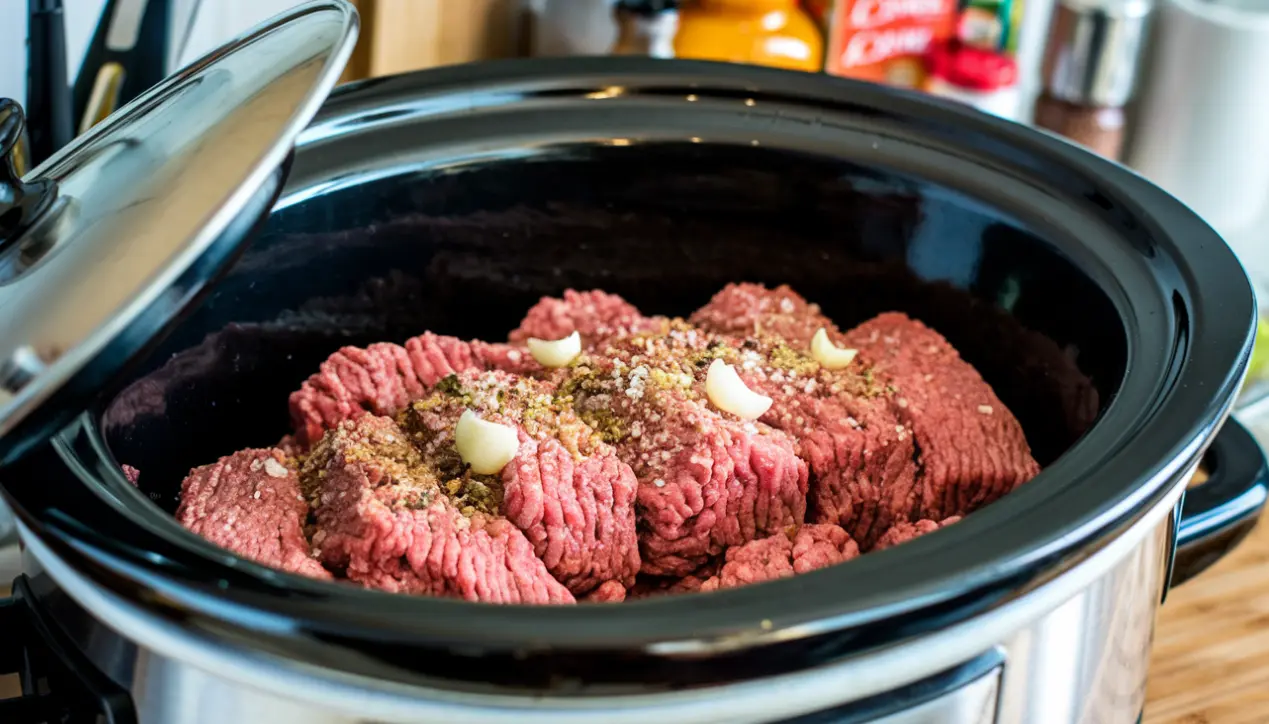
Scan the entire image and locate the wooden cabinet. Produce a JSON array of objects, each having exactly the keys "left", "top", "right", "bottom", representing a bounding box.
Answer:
[{"left": 340, "top": 0, "right": 522, "bottom": 83}]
